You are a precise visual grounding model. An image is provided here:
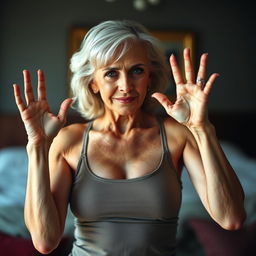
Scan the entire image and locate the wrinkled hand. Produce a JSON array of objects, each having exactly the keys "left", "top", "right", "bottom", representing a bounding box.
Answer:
[
  {"left": 13, "top": 70, "right": 72, "bottom": 145},
  {"left": 152, "top": 48, "right": 219, "bottom": 128}
]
